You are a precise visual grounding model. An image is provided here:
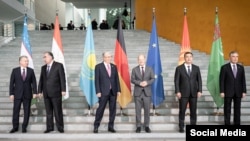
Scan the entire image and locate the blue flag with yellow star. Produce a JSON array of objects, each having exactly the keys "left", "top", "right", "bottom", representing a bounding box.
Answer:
[
  {"left": 146, "top": 15, "right": 165, "bottom": 107},
  {"left": 79, "top": 15, "right": 98, "bottom": 107}
]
